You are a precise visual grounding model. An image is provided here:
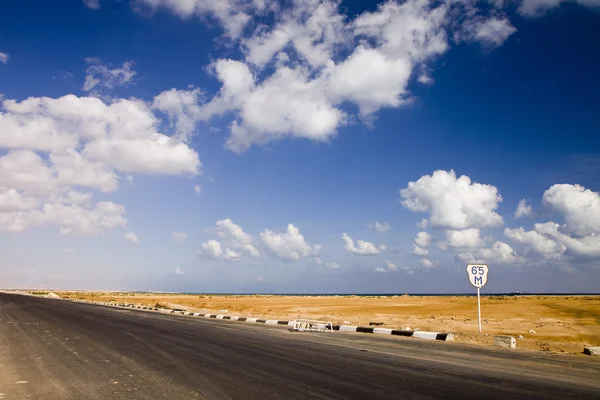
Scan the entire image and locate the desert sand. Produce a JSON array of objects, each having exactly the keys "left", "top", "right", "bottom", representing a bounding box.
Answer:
[{"left": 54, "top": 292, "right": 599, "bottom": 354}]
